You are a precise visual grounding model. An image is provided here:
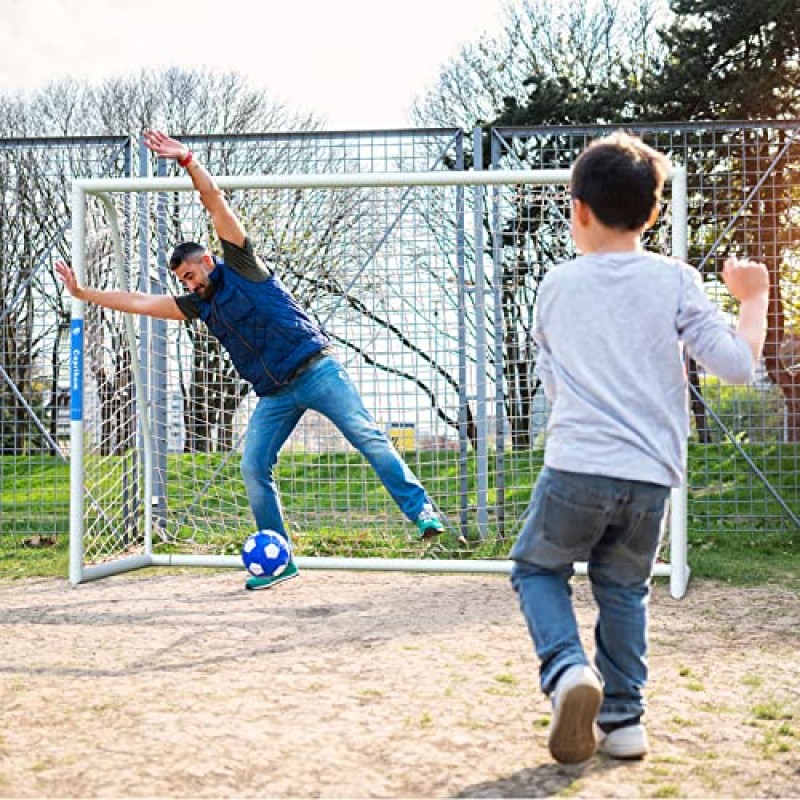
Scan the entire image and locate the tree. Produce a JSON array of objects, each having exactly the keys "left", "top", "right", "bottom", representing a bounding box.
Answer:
[
  {"left": 415, "top": 0, "right": 669, "bottom": 449},
  {"left": 641, "top": 0, "right": 800, "bottom": 440},
  {"left": 0, "top": 144, "right": 84, "bottom": 455},
  {"left": 0, "top": 68, "right": 321, "bottom": 457},
  {"left": 413, "top": 0, "right": 670, "bottom": 131},
  {"left": 6, "top": 68, "right": 317, "bottom": 138},
  {"left": 415, "top": 0, "right": 800, "bottom": 446},
  {"left": 643, "top": 0, "right": 800, "bottom": 121}
]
